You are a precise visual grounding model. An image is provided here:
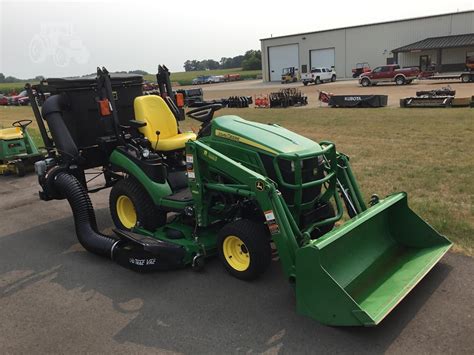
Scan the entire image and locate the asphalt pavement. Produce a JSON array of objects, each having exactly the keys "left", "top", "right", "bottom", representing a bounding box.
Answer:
[{"left": 0, "top": 174, "right": 473, "bottom": 354}]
